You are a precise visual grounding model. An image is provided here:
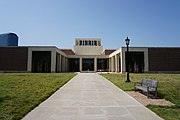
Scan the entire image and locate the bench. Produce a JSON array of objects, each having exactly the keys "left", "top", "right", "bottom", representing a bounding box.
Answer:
[{"left": 134, "top": 79, "right": 158, "bottom": 98}]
